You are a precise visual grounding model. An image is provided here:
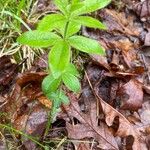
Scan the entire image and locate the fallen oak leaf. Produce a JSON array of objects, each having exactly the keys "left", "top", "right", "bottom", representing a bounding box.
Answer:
[
  {"left": 85, "top": 71, "right": 144, "bottom": 149},
  {"left": 63, "top": 97, "right": 119, "bottom": 150},
  {"left": 96, "top": 93, "right": 144, "bottom": 150}
]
